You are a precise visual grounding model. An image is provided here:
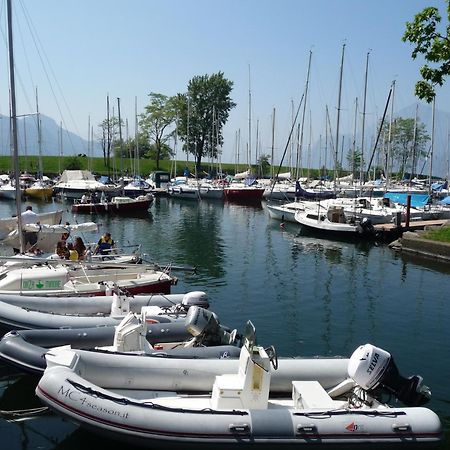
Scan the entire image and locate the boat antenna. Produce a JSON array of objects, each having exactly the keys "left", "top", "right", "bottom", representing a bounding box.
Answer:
[{"left": 7, "top": 0, "right": 25, "bottom": 253}]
